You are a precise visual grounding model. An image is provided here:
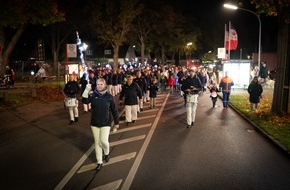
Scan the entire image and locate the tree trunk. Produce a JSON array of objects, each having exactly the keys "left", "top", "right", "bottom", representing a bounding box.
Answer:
[
  {"left": 272, "top": 7, "right": 290, "bottom": 115},
  {"left": 113, "top": 45, "right": 119, "bottom": 71},
  {"left": 140, "top": 36, "right": 145, "bottom": 65},
  {"left": 0, "top": 26, "right": 4, "bottom": 74},
  {"left": 0, "top": 24, "right": 26, "bottom": 74},
  {"left": 161, "top": 45, "right": 166, "bottom": 65}
]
